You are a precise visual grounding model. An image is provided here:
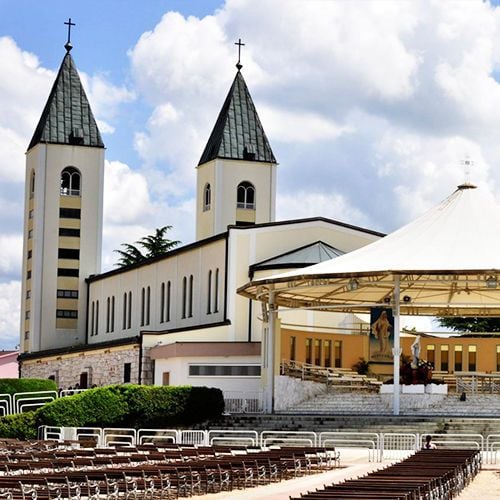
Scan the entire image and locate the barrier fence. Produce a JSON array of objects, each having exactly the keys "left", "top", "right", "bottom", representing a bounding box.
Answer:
[{"left": 37, "top": 425, "right": 500, "bottom": 463}]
